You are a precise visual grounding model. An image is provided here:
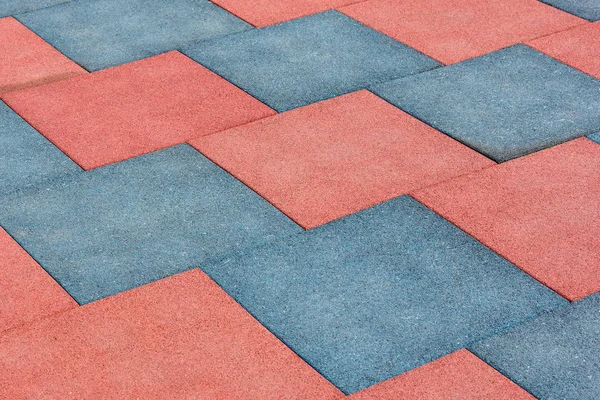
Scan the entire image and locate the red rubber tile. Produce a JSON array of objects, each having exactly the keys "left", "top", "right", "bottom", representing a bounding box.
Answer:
[
  {"left": 0, "top": 228, "right": 76, "bottom": 334},
  {"left": 0, "top": 17, "right": 85, "bottom": 94},
  {"left": 413, "top": 138, "right": 600, "bottom": 301},
  {"left": 191, "top": 90, "right": 494, "bottom": 229},
  {"left": 0, "top": 269, "right": 343, "bottom": 399},
  {"left": 211, "top": 0, "right": 364, "bottom": 27},
  {"left": 527, "top": 22, "right": 600, "bottom": 79},
  {"left": 1, "top": 51, "right": 275, "bottom": 170},
  {"left": 347, "top": 349, "right": 534, "bottom": 399},
  {"left": 340, "top": 0, "right": 585, "bottom": 64}
]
